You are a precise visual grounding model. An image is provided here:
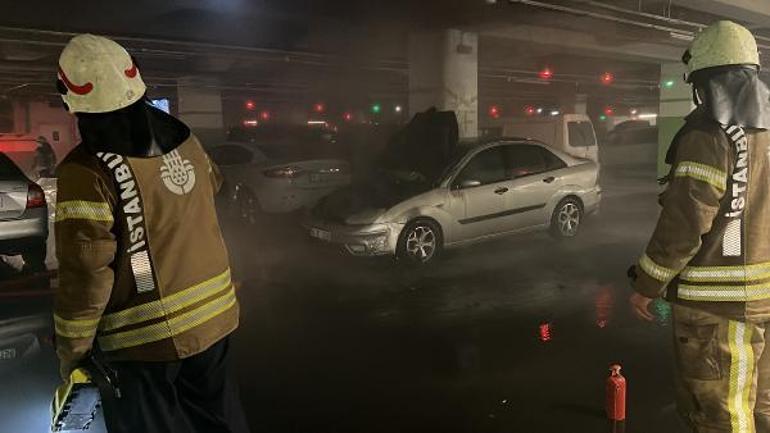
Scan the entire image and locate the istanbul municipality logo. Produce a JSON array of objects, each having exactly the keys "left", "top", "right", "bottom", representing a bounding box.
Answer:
[{"left": 161, "top": 150, "right": 196, "bottom": 195}]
